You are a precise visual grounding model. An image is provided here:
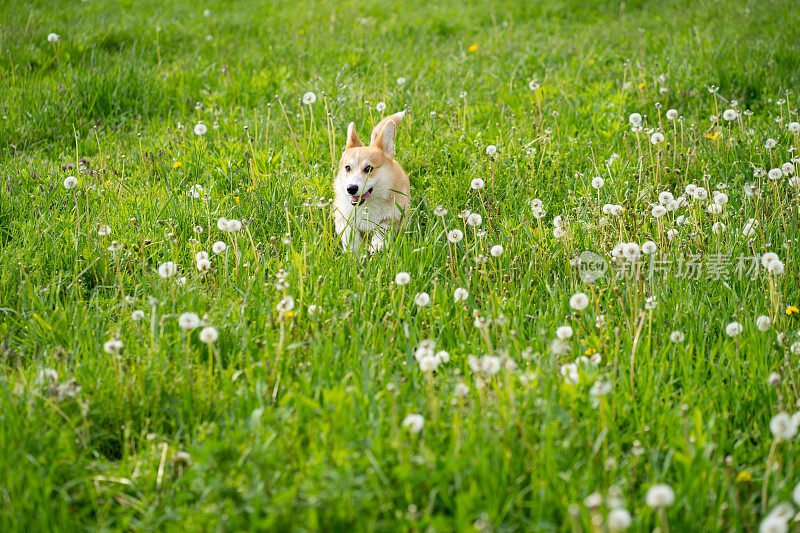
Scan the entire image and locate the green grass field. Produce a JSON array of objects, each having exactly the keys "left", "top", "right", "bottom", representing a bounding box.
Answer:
[{"left": 3, "top": 0, "right": 800, "bottom": 530}]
